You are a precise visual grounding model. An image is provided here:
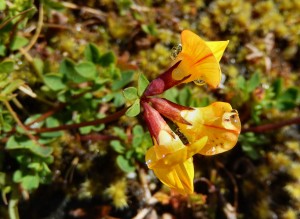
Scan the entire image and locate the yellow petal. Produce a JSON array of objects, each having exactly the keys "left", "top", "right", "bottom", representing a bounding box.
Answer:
[
  {"left": 153, "top": 158, "right": 194, "bottom": 194},
  {"left": 146, "top": 136, "right": 208, "bottom": 169},
  {"left": 205, "top": 41, "right": 229, "bottom": 62},
  {"left": 172, "top": 30, "right": 223, "bottom": 88},
  {"left": 177, "top": 102, "right": 241, "bottom": 155}
]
